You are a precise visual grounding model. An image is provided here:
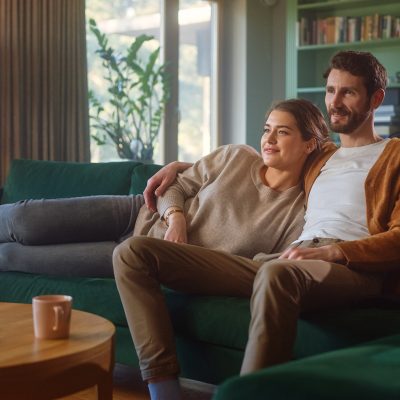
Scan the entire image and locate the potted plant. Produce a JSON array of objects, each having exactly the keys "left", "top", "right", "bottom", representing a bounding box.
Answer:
[{"left": 88, "top": 19, "right": 169, "bottom": 162}]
